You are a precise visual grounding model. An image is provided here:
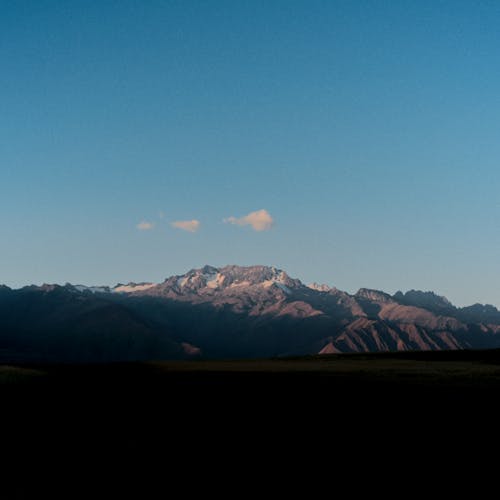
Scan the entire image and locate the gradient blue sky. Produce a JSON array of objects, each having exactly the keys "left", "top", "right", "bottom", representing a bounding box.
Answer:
[{"left": 2, "top": 0, "right": 500, "bottom": 306}]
